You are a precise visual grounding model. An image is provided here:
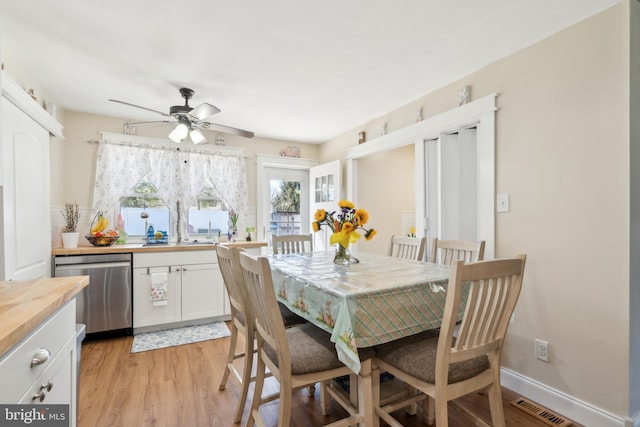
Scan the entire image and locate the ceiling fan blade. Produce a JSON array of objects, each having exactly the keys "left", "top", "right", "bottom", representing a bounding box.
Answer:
[
  {"left": 199, "top": 122, "right": 255, "bottom": 138},
  {"left": 124, "top": 120, "right": 176, "bottom": 126},
  {"left": 109, "top": 99, "right": 171, "bottom": 117},
  {"left": 188, "top": 102, "right": 221, "bottom": 121}
]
